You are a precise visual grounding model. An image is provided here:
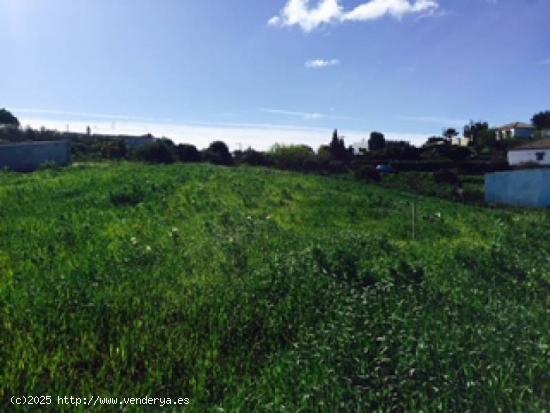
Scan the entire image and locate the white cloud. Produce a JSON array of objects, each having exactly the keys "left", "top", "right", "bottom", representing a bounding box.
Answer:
[
  {"left": 268, "top": 0, "right": 343, "bottom": 32},
  {"left": 305, "top": 58, "right": 340, "bottom": 68},
  {"left": 261, "top": 108, "right": 325, "bottom": 120},
  {"left": 269, "top": 0, "right": 439, "bottom": 32},
  {"left": 18, "top": 113, "right": 429, "bottom": 151}
]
